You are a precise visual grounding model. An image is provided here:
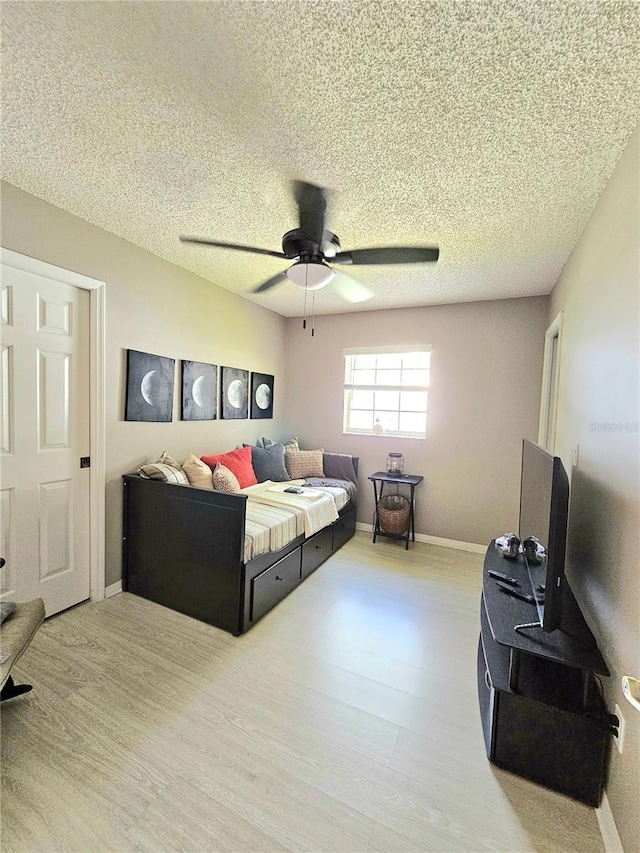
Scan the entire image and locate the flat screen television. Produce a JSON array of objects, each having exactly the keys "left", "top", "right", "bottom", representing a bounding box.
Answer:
[{"left": 518, "top": 439, "right": 570, "bottom": 633}]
